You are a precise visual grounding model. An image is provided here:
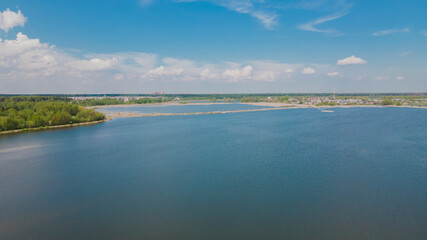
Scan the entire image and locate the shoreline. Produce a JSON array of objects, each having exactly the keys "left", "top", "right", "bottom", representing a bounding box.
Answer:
[
  {"left": 2, "top": 103, "right": 425, "bottom": 135},
  {"left": 0, "top": 120, "right": 107, "bottom": 135},
  {"left": 92, "top": 101, "right": 427, "bottom": 110},
  {"left": 104, "top": 106, "right": 297, "bottom": 118},
  {"left": 103, "top": 103, "right": 426, "bottom": 119},
  {"left": 91, "top": 101, "right": 236, "bottom": 109}
]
